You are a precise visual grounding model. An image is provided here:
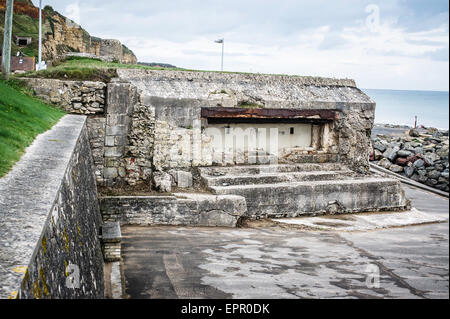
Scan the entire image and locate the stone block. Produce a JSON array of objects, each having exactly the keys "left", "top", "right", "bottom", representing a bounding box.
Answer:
[
  {"left": 99, "top": 194, "right": 247, "bottom": 227},
  {"left": 153, "top": 171, "right": 172, "bottom": 193},
  {"left": 115, "top": 135, "right": 128, "bottom": 146},
  {"left": 104, "top": 167, "right": 119, "bottom": 179},
  {"left": 107, "top": 114, "right": 129, "bottom": 126},
  {"left": 105, "top": 147, "right": 124, "bottom": 157},
  {"left": 106, "top": 125, "right": 128, "bottom": 136},
  {"left": 105, "top": 136, "right": 115, "bottom": 147},
  {"left": 175, "top": 171, "right": 193, "bottom": 188},
  {"left": 102, "top": 222, "right": 122, "bottom": 243}
]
